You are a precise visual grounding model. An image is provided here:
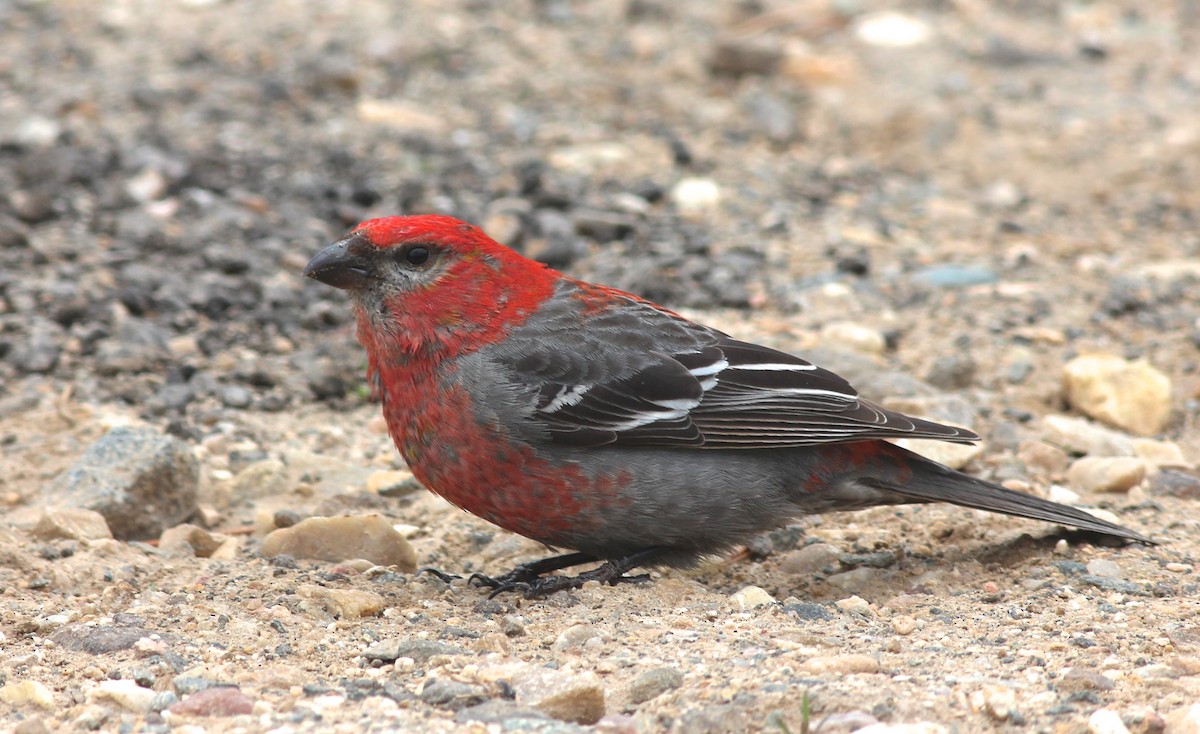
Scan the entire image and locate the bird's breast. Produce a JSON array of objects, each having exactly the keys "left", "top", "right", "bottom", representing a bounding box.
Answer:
[{"left": 376, "top": 366, "right": 632, "bottom": 546}]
